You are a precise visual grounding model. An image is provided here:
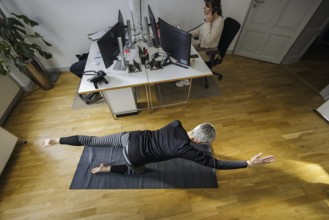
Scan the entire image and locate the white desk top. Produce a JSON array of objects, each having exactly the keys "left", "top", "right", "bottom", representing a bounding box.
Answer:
[
  {"left": 146, "top": 45, "right": 213, "bottom": 84},
  {"left": 78, "top": 41, "right": 149, "bottom": 94},
  {"left": 78, "top": 41, "right": 212, "bottom": 94}
]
